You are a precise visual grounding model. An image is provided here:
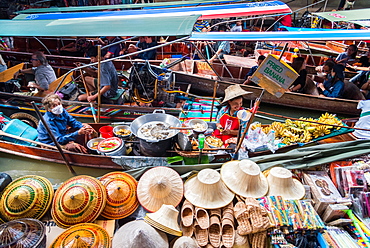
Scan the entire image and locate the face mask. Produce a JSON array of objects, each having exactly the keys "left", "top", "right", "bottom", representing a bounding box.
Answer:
[{"left": 51, "top": 105, "right": 63, "bottom": 115}]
